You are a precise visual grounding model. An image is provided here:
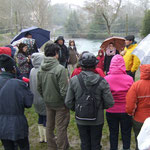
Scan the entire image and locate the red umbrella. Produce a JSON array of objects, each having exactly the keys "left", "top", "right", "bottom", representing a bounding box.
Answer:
[{"left": 100, "top": 37, "right": 125, "bottom": 51}]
